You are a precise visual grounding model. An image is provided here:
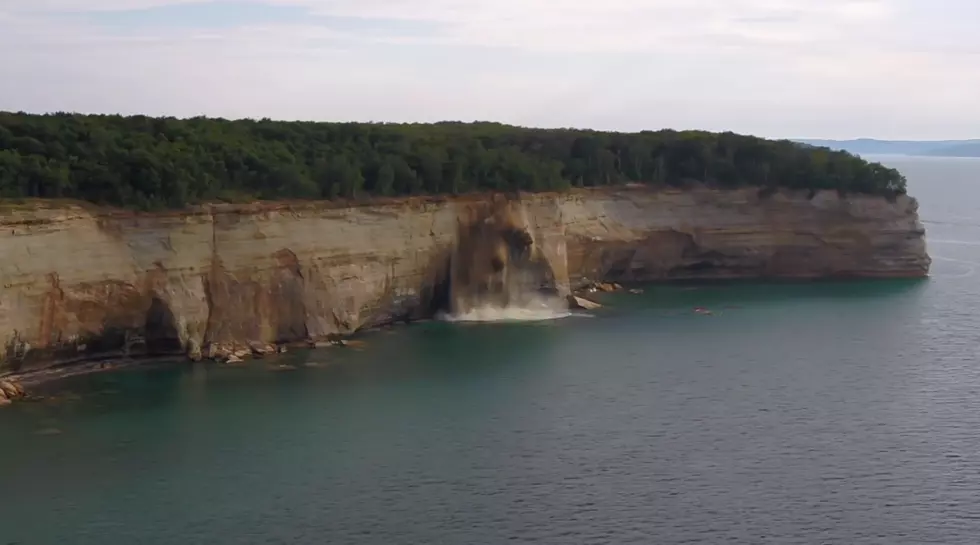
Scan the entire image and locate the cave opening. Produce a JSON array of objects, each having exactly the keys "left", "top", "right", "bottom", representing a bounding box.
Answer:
[{"left": 144, "top": 296, "right": 182, "bottom": 354}]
